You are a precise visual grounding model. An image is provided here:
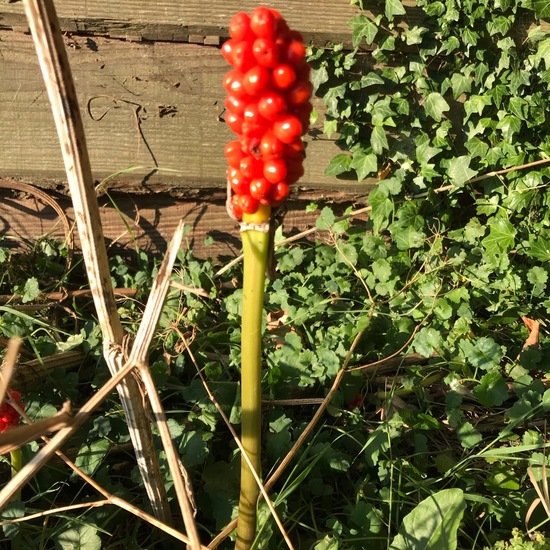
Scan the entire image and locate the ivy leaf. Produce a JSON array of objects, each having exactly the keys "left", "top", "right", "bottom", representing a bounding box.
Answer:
[
  {"left": 351, "top": 151, "right": 377, "bottom": 181},
  {"left": 371, "top": 126, "right": 389, "bottom": 154},
  {"left": 312, "top": 66, "right": 329, "bottom": 93},
  {"left": 450, "top": 73, "right": 471, "bottom": 99},
  {"left": 447, "top": 156, "right": 477, "bottom": 186},
  {"left": 393, "top": 225, "right": 425, "bottom": 250},
  {"left": 349, "top": 15, "right": 379, "bottom": 47},
  {"left": 324, "top": 154, "right": 352, "bottom": 176},
  {"left": 368, "top": 187, "right": 393, "bottom": 233},
  {"left": 385, "top": 0, "right": 406, "bottom": 19},
  {"left": 481, "top": 218, "right": 516, "bottom": 254},
  {"left": 416, "top": 138, "right": 441, "bottom": 165},
  {"left": 423, "top": 92, "right": 450, "bottom": 122},
  {"left": 534, "top": 0, "right": 550, "bottom": 19}
]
